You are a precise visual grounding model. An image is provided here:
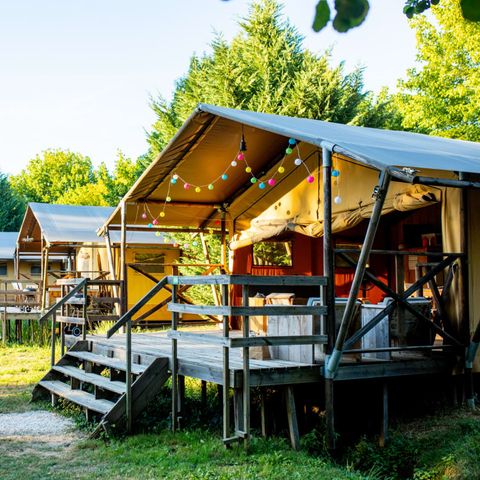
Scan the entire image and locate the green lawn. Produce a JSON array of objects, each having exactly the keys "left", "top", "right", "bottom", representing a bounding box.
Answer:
[{"left": 1, "top": 343, "right": 480, "bottom": 479}]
